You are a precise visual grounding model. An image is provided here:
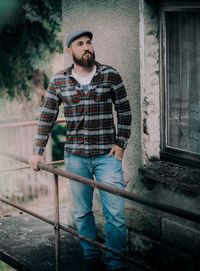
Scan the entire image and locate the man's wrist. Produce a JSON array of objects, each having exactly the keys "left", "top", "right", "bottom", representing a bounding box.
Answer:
[
  {"left": 33, "top": 147, "right": 44, "bottom": 156},
  {"left": 115, "top": 139, "right": 128, "bottom": 150}
]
